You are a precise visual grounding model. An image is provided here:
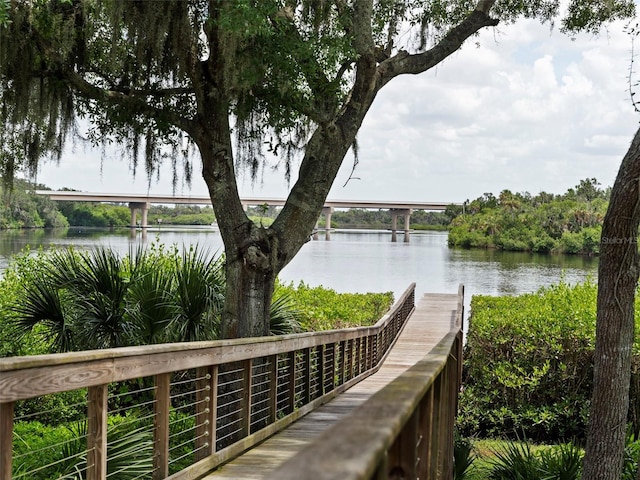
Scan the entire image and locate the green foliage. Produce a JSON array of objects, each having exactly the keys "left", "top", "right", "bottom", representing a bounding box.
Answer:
[
  {"left": 459, "top": 280, "right": 601, "bottom": 442},
  {"left": 14, "top": 390, "right": 86, "bottom": 427},
  {"left": 320, "top": 208, "right": 450, "bottom": 230},
  {"left": 623, "top": 428, "right": 640, "bottom": 480},
  {"left": 0, "top": 248, "right": 54, "bottom": 357},
  {"left": 2, "top": 241, "right": 310, "bottom": 355},
  {"left": 454, "top": 430, "right": 477, "bottom": 479},
  {"left": 167, "top": 409, "right": 197, "bottom": 473},
  {"left": 466, "top": 435, "right": 640, "bottom": 480},
  {"left": 0, "top": 180, "right": 68, "bottom": 229},
  {"left": 58, "top": 201, "right": 130, "bottom": 227},
  {"left": 8, "top": 243, "right": 226, "bottom": 351},
  {"left": 449, "top": 180, "right": 608, "bottom": 254},
  {"left": 149, "top": 205, "right": 216, "bottom": 226},
  {"left": 270, "top": 287, "right": 302, "bottom": 335},
  {"left": 13, "top": 416, "right": 154, "bottom": 480},
  {"left": 484, "top": 441, "right": 583, "bottom": 480},
  {"left": 2, "top": 244, "right": 390, "bottom": 353},
  {"left": 278, "top": 281, "right": 393, "bottom": 331}
]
